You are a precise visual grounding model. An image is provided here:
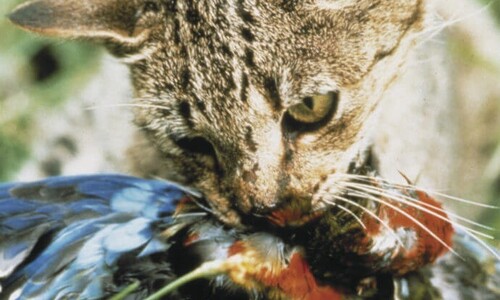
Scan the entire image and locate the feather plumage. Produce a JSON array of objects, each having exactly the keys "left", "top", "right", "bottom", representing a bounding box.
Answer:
[
  {"left": 0, "top": 174, "right": 499, "bottom": 299},
  {"left": 0, "top": 175, "right": 197, "bottom": 299}
]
